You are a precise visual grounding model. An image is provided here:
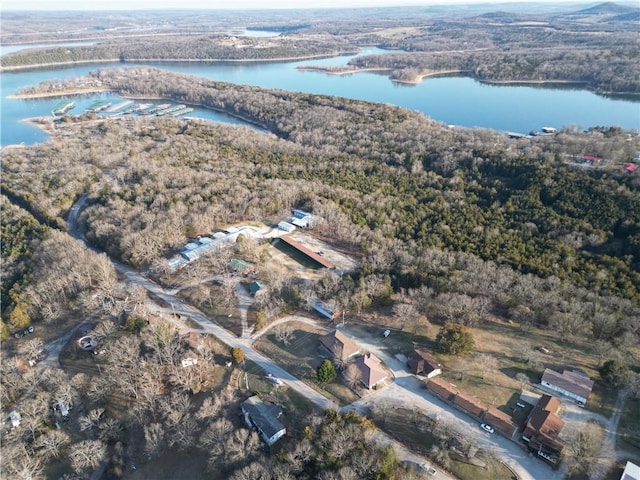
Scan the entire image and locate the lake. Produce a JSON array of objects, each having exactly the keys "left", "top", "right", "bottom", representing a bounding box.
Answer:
[{"left": 1, "top": 47, "right": 638, "bottom": 146}]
